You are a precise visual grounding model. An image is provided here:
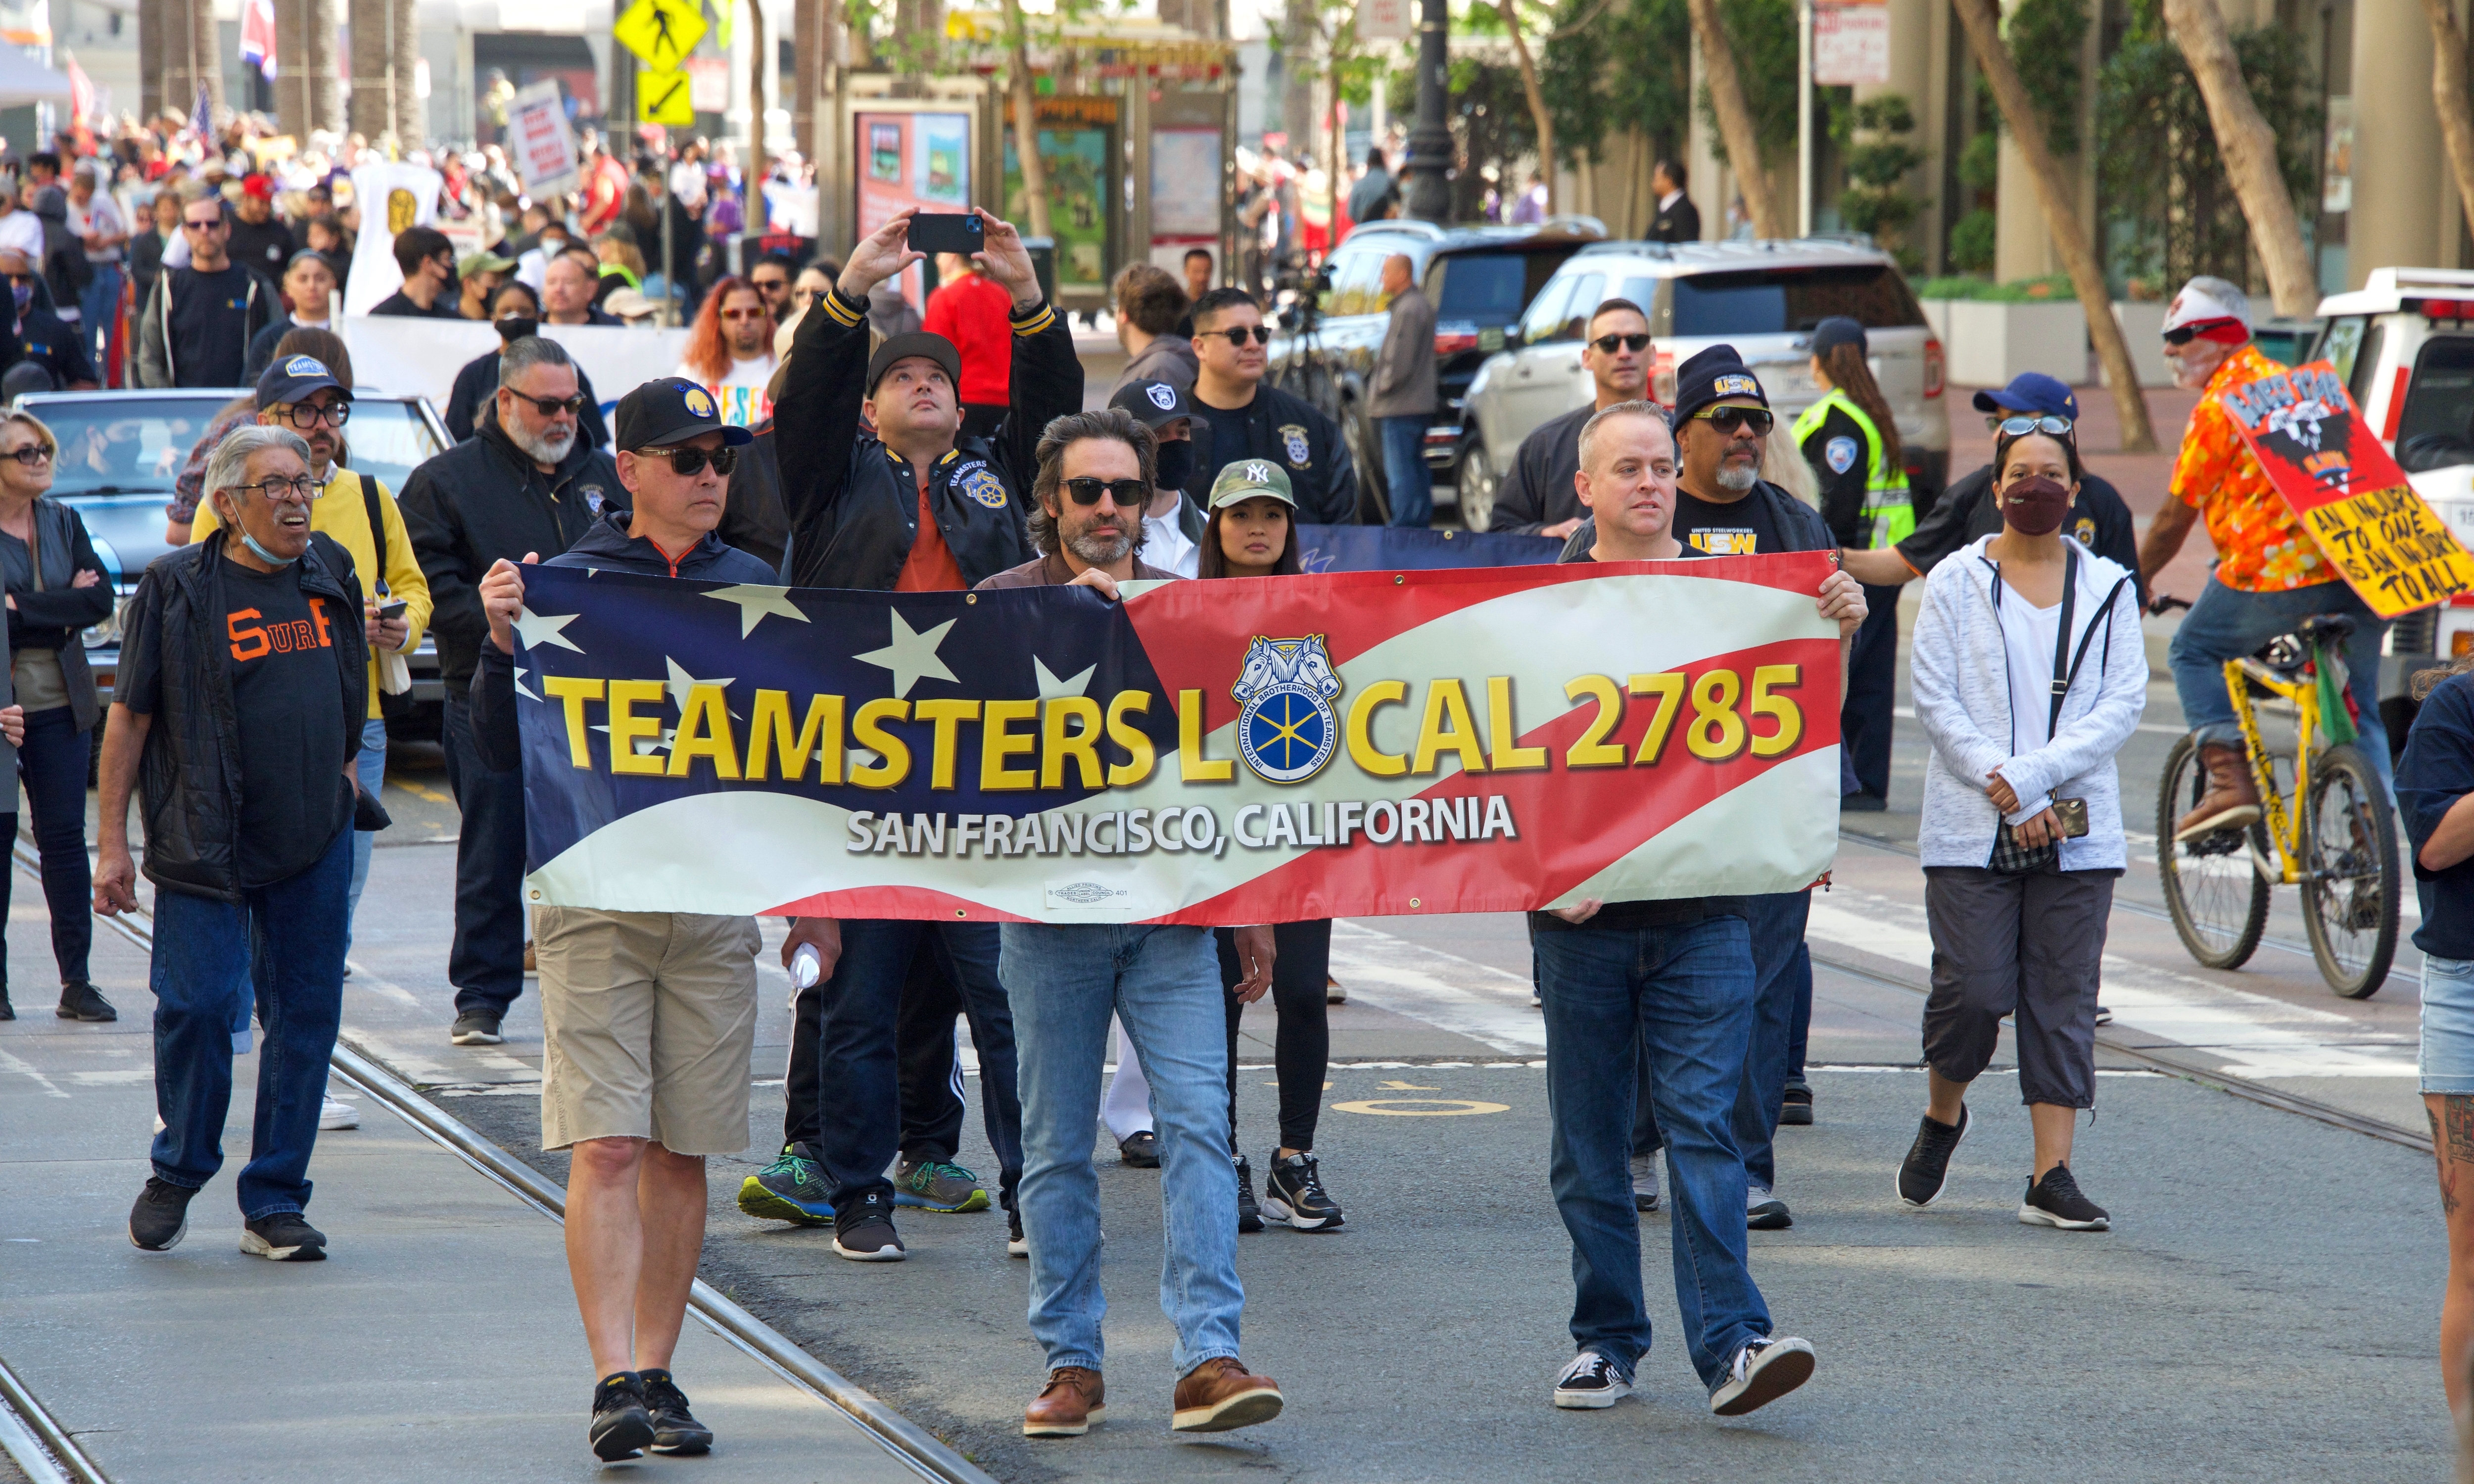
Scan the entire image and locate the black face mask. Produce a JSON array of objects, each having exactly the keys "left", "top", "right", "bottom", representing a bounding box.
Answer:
[
  {"left": 495, "top": 316, "right": 539, "bottom": 343},
  {"left": 1153, "top": 438, "right": 1194, "bottom": 493}
]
